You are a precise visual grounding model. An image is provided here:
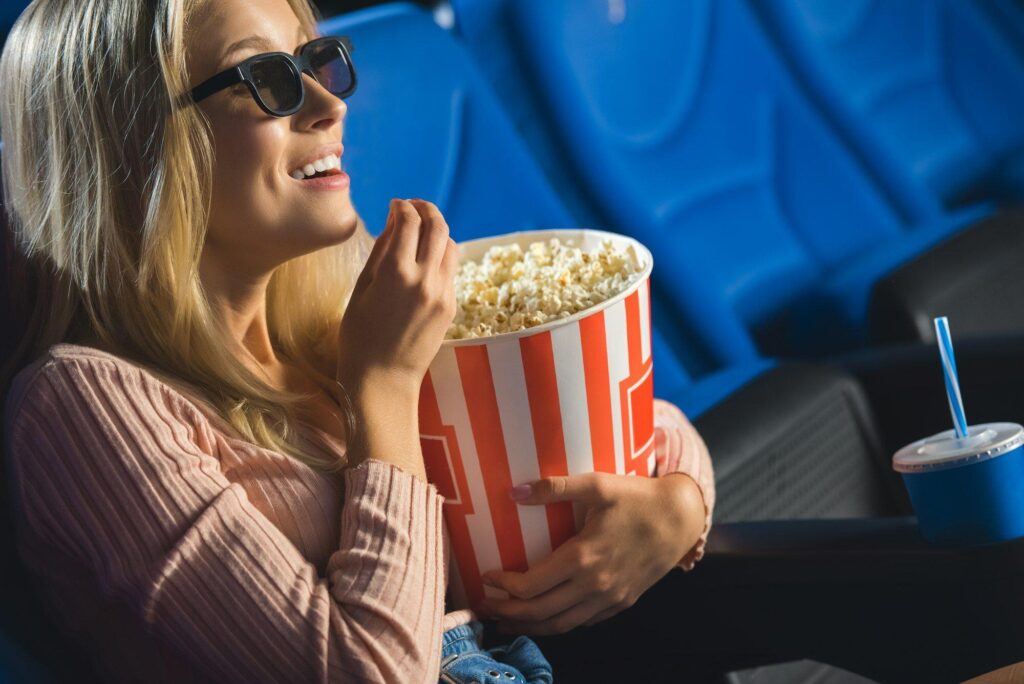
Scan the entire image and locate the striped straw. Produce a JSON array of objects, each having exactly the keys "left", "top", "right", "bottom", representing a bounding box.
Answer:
[{"left": 934, "top": 316, "right": 969, "bottom": 440}]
